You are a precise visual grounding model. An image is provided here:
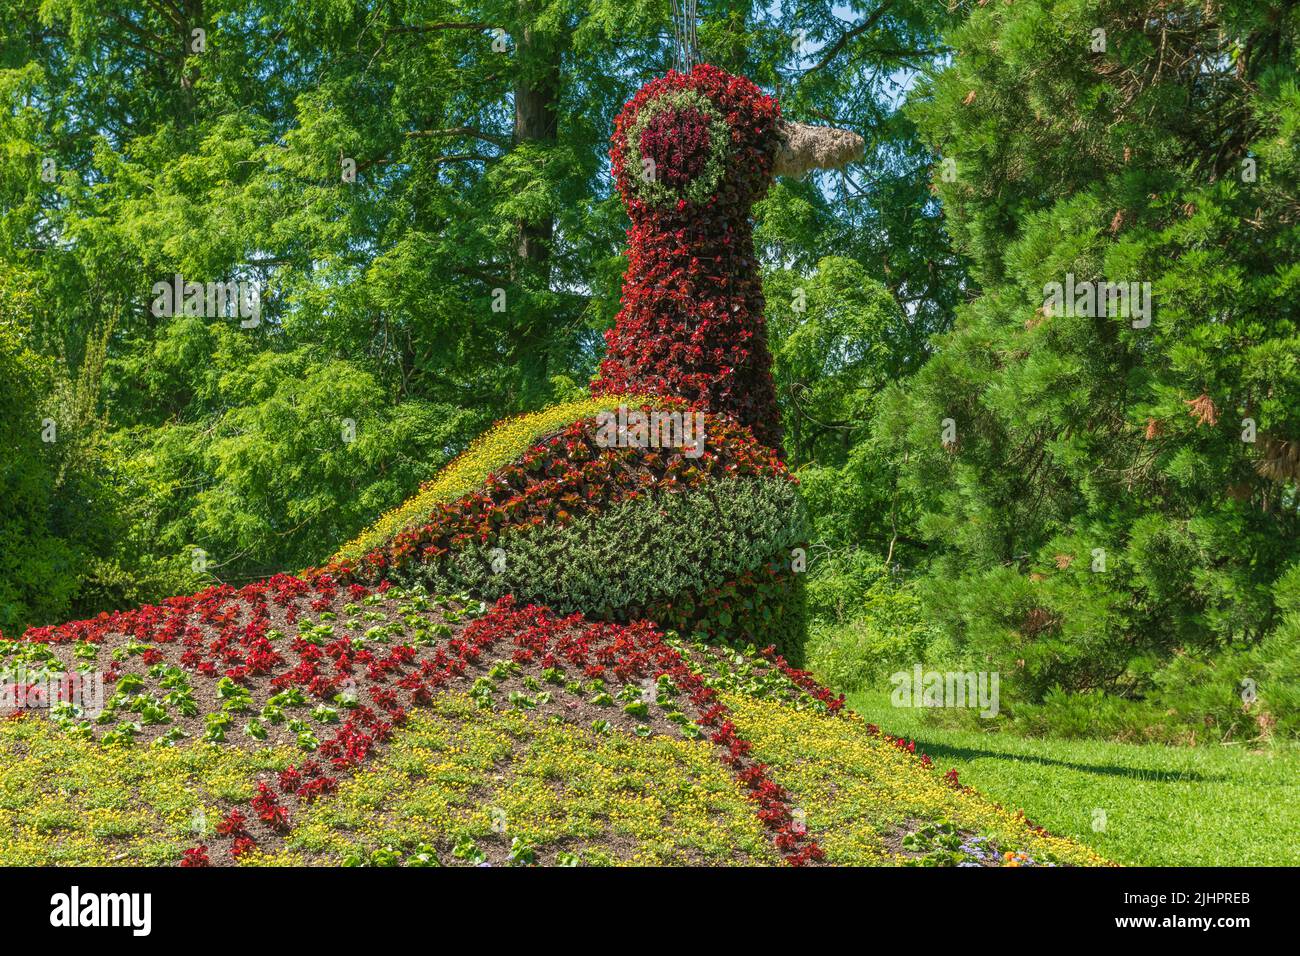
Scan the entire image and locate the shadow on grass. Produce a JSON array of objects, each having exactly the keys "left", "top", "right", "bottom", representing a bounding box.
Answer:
[{"left": 911, "top": 740, "right": 1234, "bottom": 784}]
